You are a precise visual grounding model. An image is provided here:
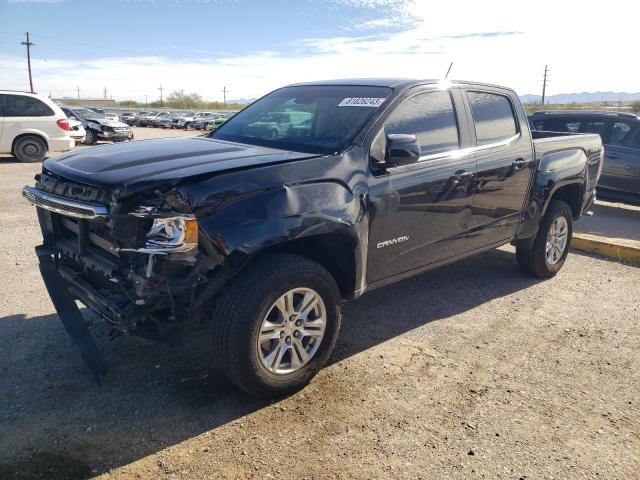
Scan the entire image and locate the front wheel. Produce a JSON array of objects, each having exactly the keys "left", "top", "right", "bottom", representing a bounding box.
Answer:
[
  {"left": 516, "top": 200, "right": 573, "bottom": 278},
  {"left": 212, "top": 254, "right": 341, "bottom": 398},
  {"left": 84, "top": 129, "right": 98, "bottom": 145}
]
